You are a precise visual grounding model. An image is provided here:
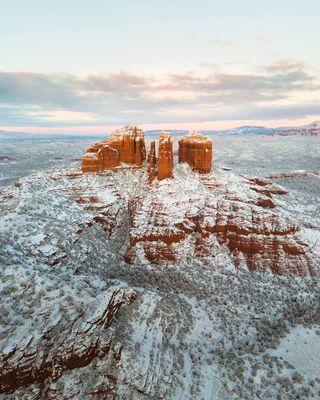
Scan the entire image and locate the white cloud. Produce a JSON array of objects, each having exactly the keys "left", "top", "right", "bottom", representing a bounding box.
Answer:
[{"left": 0, "top": 58, "right": 319, "bottom": 126}]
